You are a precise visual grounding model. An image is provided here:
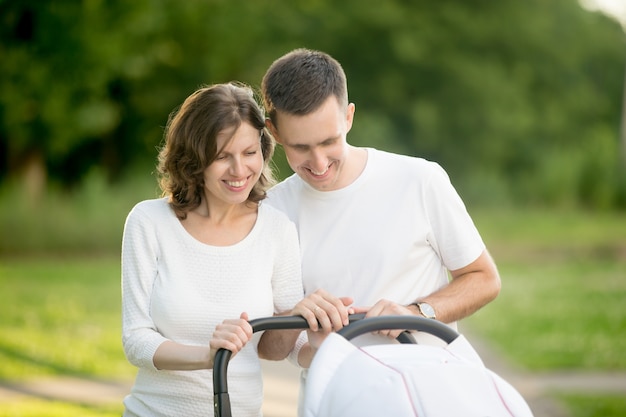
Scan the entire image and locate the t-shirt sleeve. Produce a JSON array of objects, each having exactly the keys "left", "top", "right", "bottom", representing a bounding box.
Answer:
[{"left": 423, "top": 163, "right": 486, "bottom": 271}]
